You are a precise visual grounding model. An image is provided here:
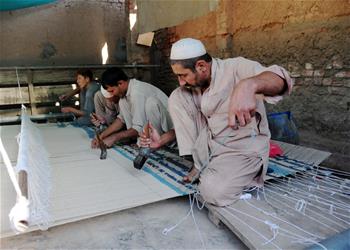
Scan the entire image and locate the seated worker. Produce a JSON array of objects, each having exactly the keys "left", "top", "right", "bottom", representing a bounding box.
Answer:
[
  {"left": 91, "top": 67, "right": 173, "bottom": 148},
  {"left": 90, "top": 86, "right": 119, "bottom": 127},
  {"left": 61, "top": 69, "right": 100, "bottom": 126},
  {"left": 142, "top": 38, "right": 293, "bottom": 206}
]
